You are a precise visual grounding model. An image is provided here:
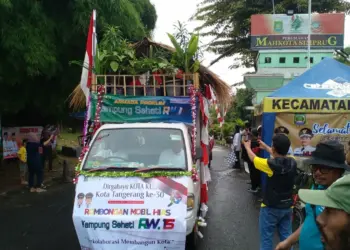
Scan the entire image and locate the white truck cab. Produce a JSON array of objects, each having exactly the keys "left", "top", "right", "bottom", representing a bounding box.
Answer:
[{"left": 79, "top": 122, "right": 201, "bottom": 248}]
